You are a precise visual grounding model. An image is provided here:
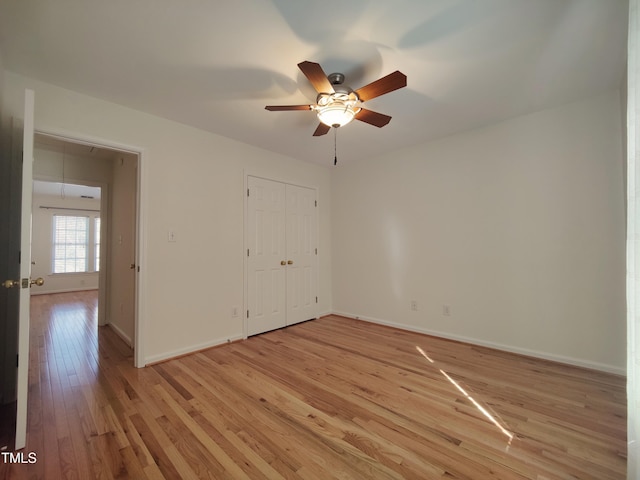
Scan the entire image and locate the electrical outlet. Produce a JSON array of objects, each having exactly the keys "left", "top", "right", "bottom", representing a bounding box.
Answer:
[
  {"left": 443, "top": 305, "right": 451, "bottom": 316},
  {"left": 411, "top": 300, "right": 418, "bottom": 311}
]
